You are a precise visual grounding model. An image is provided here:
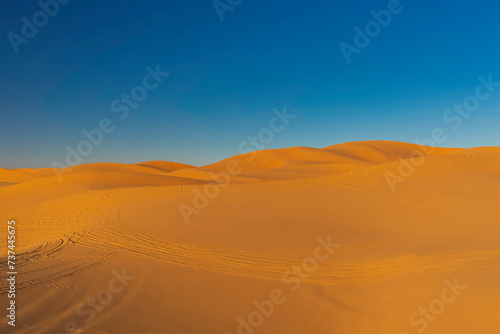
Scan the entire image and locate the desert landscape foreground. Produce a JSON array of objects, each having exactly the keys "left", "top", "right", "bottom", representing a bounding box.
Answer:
[{"left": 1, "top": 140, "right": 500, "bottom": 333}]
